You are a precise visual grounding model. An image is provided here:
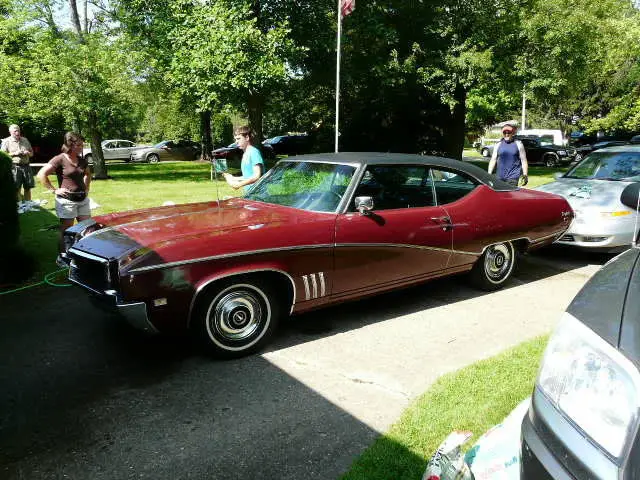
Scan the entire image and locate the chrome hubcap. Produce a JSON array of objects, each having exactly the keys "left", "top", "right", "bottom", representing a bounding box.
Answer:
[
  {"left": 211, "top": 290, "right": 262, "bottom": 341},
  {"left": 484, "top": 244, "right": 512, "bottom": 281}
]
